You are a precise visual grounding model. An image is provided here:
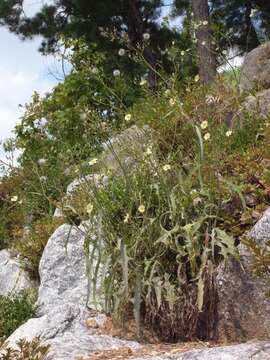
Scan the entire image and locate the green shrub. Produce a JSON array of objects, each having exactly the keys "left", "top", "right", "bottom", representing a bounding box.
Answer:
[{"left": 0, "top": 290, "right": 37, "bottom": 341}]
